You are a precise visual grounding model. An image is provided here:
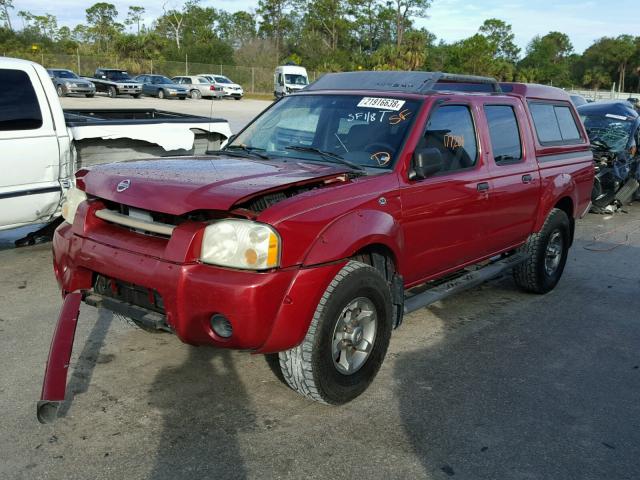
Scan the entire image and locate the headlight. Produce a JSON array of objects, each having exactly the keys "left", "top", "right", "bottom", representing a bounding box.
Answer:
[
  {"left": 200, "top": 219, "right": 280, "bottom": 270},
  {"left": 68, "top": 82, "right": 78, "bottom": 87},
  {"left": 61, "top": 187, "right": 87, "bottom": 224}
]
